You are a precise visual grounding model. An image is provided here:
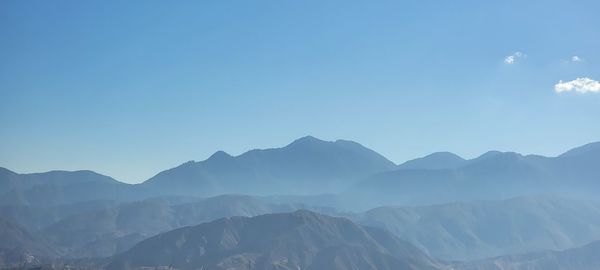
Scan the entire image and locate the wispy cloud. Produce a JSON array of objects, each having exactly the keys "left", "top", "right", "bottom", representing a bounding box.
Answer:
[
  {"left": 555, "top": 77, "right": 600, "bottom": 93},
  {"left": 504, "top": 52, "right": 526, "bottom": 64},
  {"left": 571, "top": 56, "right": 582, "bottom": 62}
]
